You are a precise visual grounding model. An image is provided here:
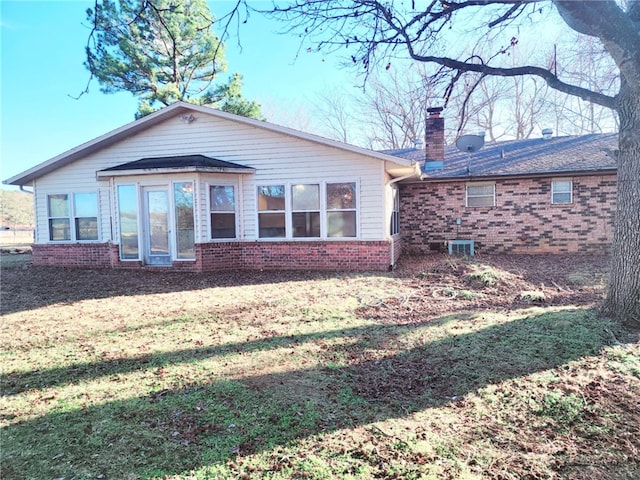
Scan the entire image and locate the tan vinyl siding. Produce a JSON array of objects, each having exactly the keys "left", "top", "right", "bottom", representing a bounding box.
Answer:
[{"left": 33, "top": 112, "right": 391, "bottom": 244}]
